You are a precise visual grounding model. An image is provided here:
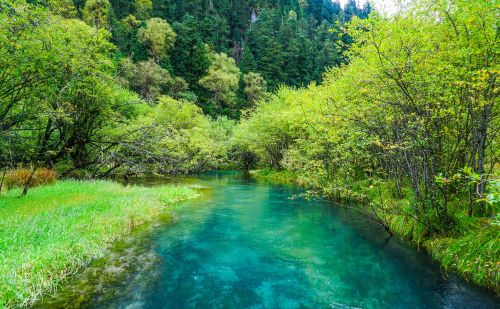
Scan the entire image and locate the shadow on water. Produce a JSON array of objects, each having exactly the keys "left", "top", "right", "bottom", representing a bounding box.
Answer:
[{"left": 35, "top": 171, "right": 499, "bottom": 309}]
